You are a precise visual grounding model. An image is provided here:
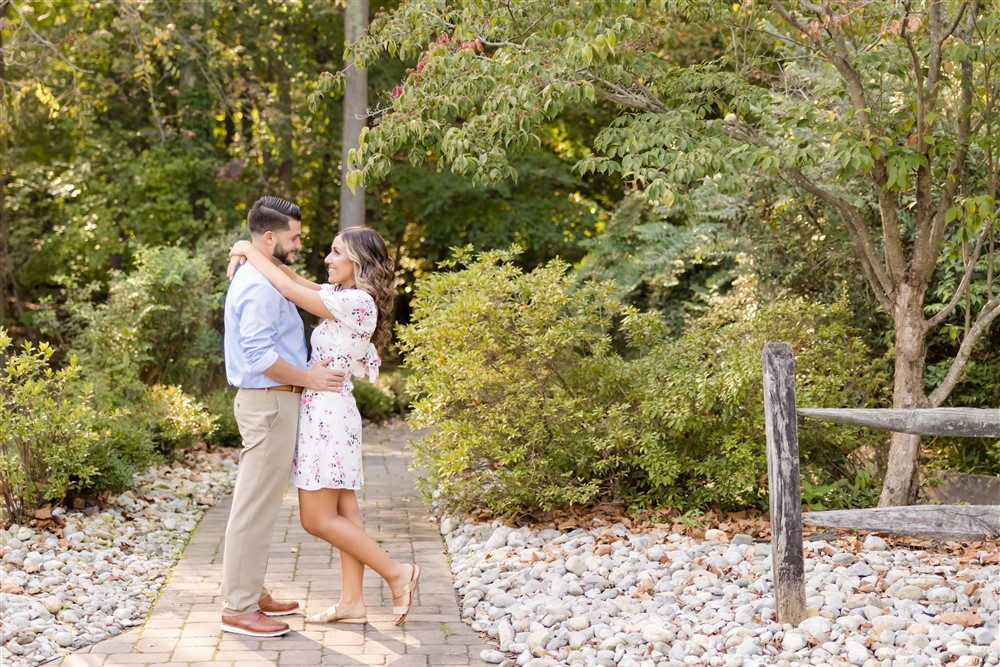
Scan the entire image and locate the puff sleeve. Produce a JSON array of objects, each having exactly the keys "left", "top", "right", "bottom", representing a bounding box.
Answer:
[{"left": 317, "top": 285, "right": 381, "bottom": 382}]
